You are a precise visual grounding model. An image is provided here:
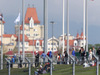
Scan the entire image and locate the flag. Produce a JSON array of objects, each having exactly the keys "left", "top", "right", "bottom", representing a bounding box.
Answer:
[
  {"left": 14, "top": 13, "right": 20, "bottom": 24},
  {"left": 0, "top": 14, "right": 3, "bottom": 21}
]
